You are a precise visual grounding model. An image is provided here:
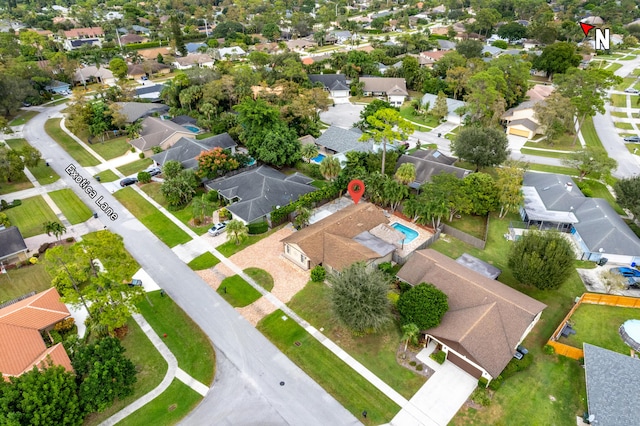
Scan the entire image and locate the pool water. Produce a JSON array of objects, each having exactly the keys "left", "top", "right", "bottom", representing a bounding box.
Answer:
[
  {"left": 183, "top": 125, "right": 200, "bottom": 133},
  {"left": 391, "top": 222, "right": 419, "bottom": 244},
  {"left": 311, "top": 153, "right": 326, "bottom": 163}
]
